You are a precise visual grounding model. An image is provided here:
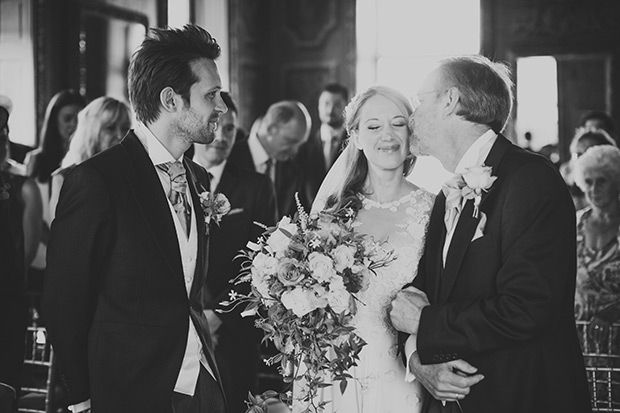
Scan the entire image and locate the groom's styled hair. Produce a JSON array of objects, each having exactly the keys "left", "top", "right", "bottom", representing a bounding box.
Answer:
[
  {"left": 437, "top": 55, "right": 513, "bottom": 134},
  {"left": 128, "top": 24, "right": 221, "bottom": 124}
]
